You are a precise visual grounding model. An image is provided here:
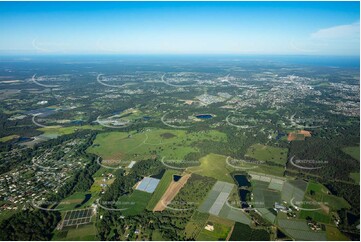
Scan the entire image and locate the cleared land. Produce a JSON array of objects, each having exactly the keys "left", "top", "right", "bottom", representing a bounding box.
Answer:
[
  {"left": 187, "top": 154, "right": 234, "bottom": 183},
  {"left": 146, "top": 169, "right": 181, "bottom": 211},
  {"left": 298, "top": 181, "right": 350, "bottom": 224},
  {"left": 245, "top": 143, "right": 288, "bottom": 165},
  {"left": 38, "top": 125, "right": 103, "bottom": 136},
  {"left": 87, "top": 129, "right": 226, "bottom": 161},
  {"left": 196, "top": 216, "right": 234, "bottom": 241},
  {"left": 56, "top": 192, "right": 95, "bottom": 210},
  {"left": 153, "top": 173, "right": 191, "bottom": 211},
  {"left": 0, "top": 134, "right": 19, "bottom": 142},
  {"left": 117, "top": 190, "right": 152, "bottom": 216},
  {"left": 326, "top": 225, "right": 350, "bottom": 241}
]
